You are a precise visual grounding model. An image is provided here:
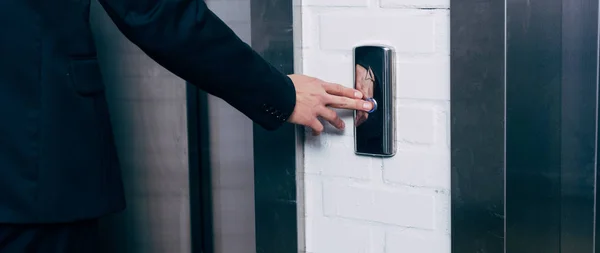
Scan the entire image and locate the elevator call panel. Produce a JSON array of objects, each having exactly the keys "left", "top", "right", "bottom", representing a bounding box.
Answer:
[{"left": 353, "top": 45, "right": 396, "bottom": 157}]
